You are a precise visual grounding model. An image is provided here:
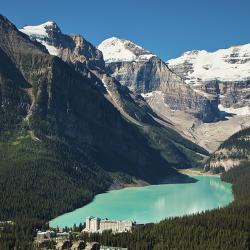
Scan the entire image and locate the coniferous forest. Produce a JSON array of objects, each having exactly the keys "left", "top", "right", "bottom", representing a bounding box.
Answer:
[
  {"left": 82, "top": 161, "right": 250, "bottom": 250},
  {"left": 1, "top": 156, "right": 250, "bottom": 249}
]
